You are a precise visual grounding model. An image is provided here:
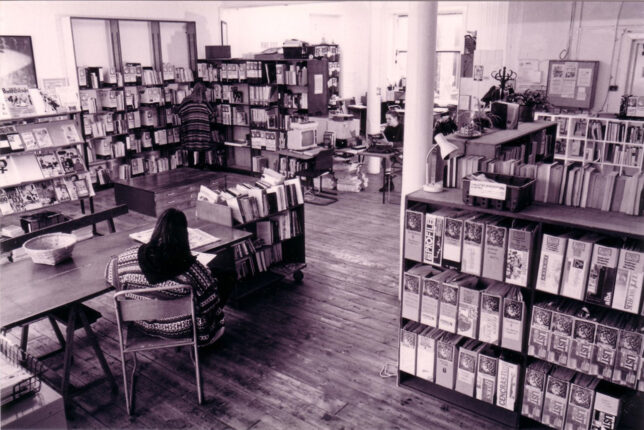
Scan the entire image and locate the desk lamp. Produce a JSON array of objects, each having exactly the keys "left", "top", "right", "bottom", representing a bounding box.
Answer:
[{"left": 423, "top": 133, "right": 459, "bottom": 192}]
